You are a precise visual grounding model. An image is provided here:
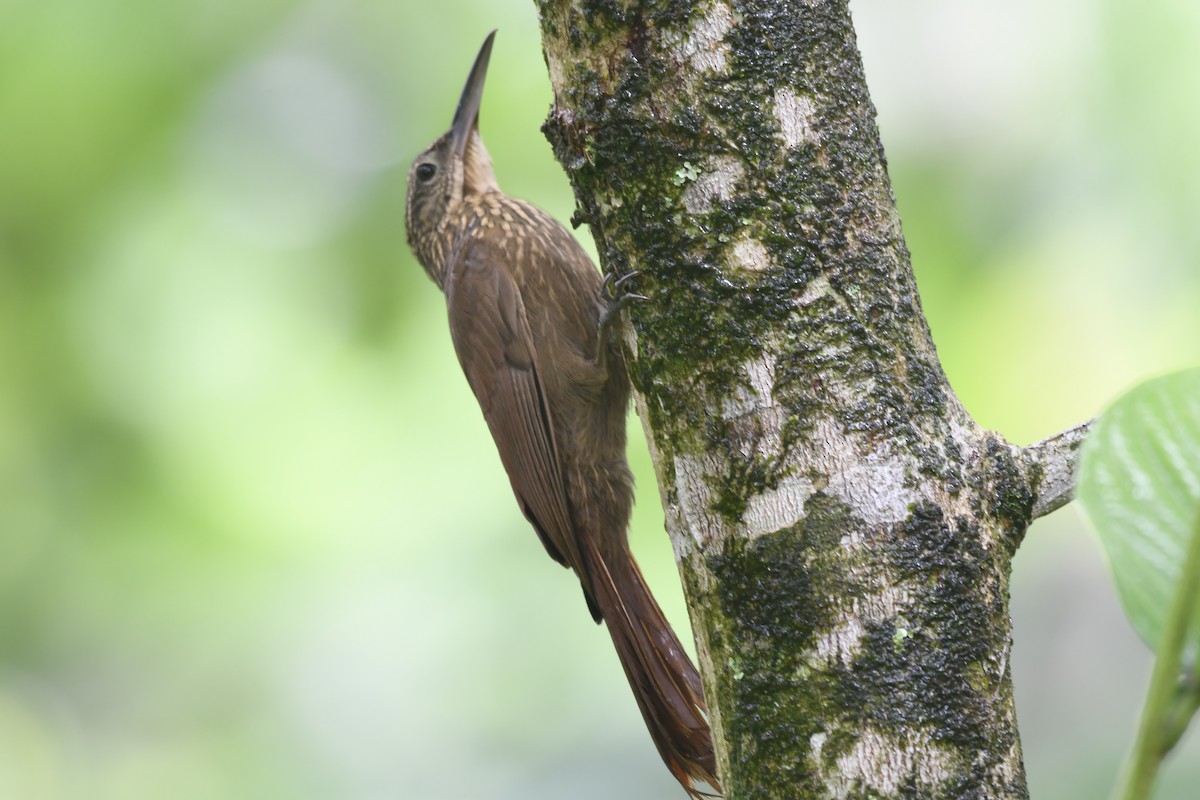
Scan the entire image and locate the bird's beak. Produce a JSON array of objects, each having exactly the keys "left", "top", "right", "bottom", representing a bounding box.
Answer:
[{"left": 450, "top": 30, "right": 496, "bottom": 159}]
